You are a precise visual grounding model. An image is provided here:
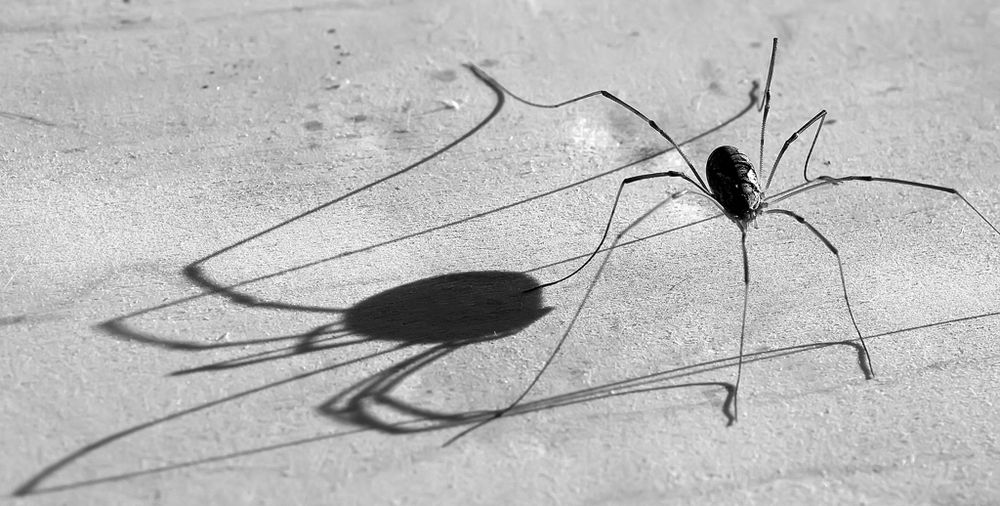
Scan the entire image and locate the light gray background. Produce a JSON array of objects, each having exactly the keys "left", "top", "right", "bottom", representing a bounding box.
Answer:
[{"left": 4, "top": 1, "right": 1000, "bottom": 504}]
